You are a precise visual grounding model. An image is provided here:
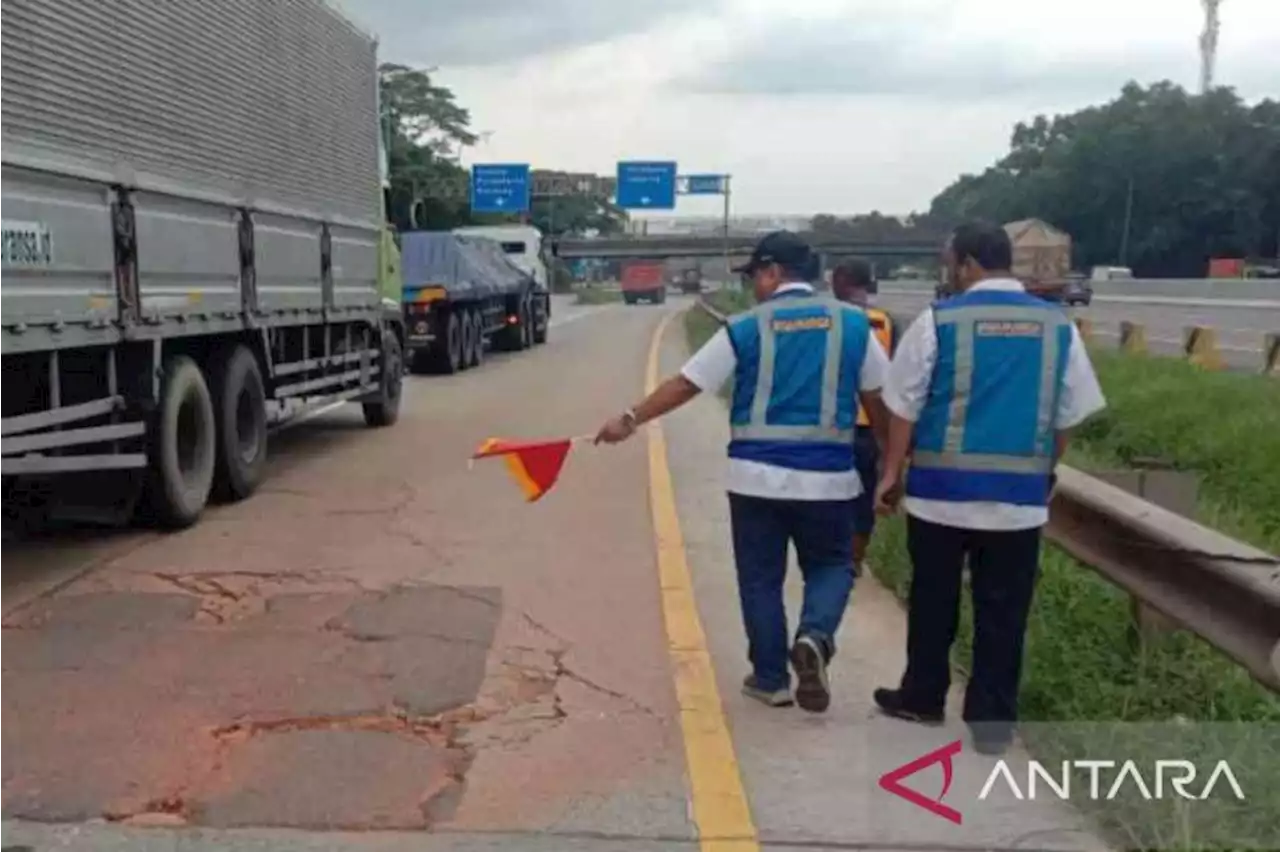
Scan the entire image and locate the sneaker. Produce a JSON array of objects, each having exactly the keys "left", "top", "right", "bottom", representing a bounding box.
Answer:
[
  {"left": 872, "top": 687, "right": 945, "bottom": 725},
  {"left": 742, "top": 675, "right": 793, "bottom": 707},
  {"left": 790, "top": 635, "right": 831, "bottom": 713}
]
